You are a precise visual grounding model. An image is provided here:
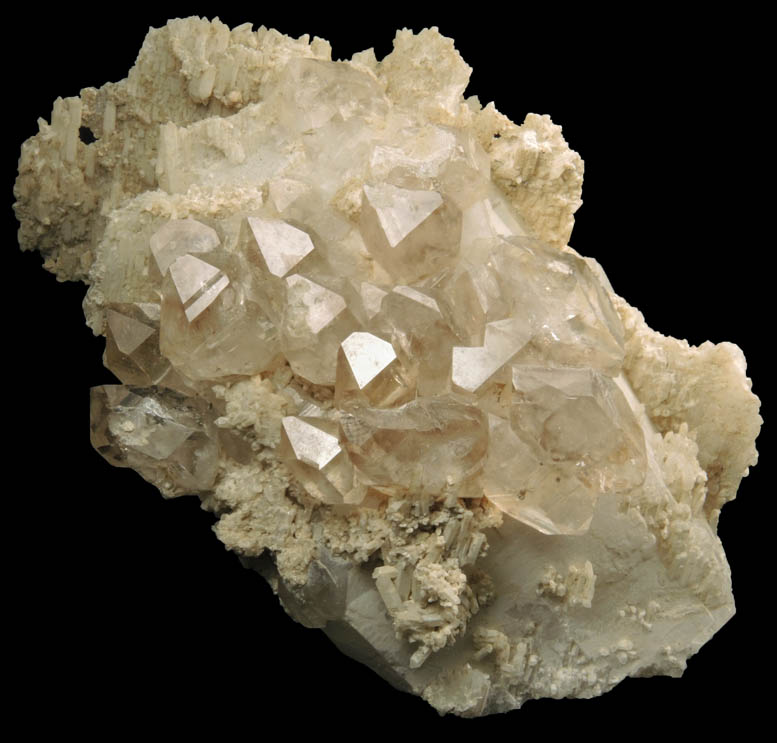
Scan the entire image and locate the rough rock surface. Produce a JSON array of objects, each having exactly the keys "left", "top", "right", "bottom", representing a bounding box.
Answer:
[{"left": 13, "top": 18, "right": 761, "bottom": 717}]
